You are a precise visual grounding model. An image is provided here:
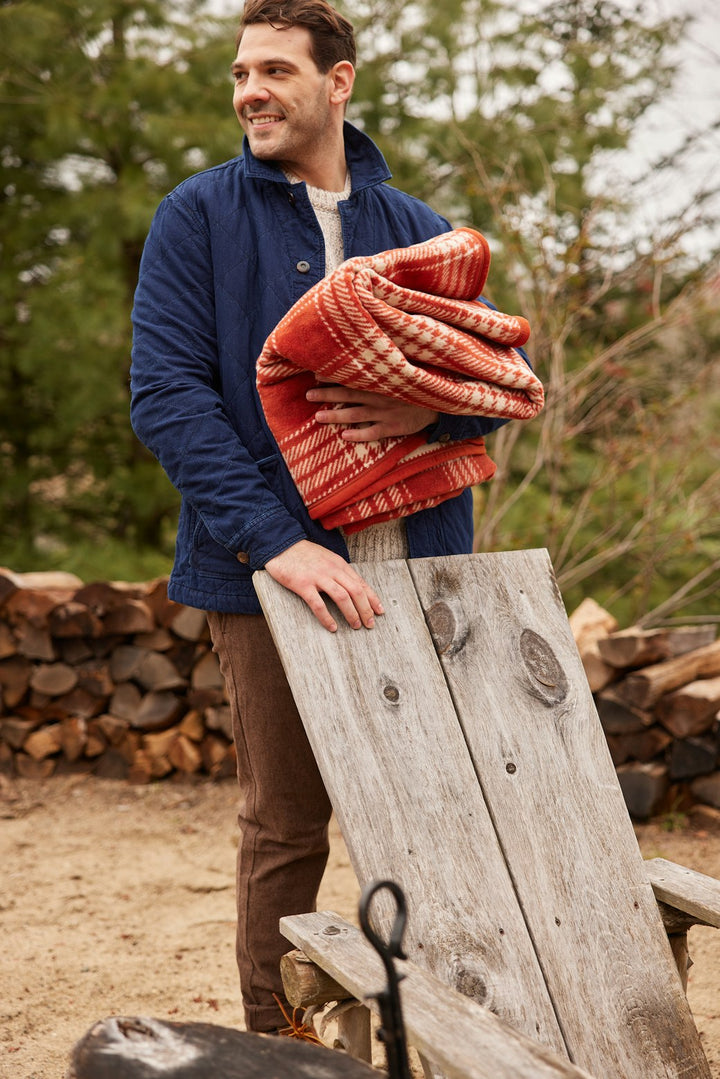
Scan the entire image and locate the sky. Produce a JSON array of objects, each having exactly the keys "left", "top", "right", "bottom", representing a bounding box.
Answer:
[{"left": 611, "top": 0, "right": 720, "bottom": 259}]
